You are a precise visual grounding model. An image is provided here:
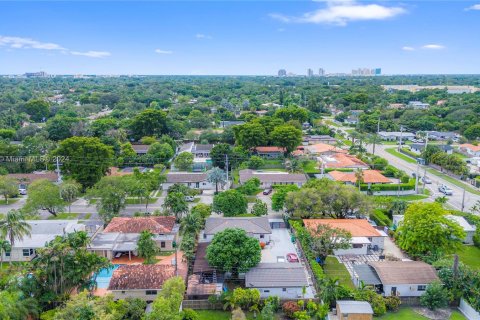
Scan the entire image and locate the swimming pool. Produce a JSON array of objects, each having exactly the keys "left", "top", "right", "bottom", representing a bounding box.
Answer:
[{"left": 94, "top": 264, "right": 120, "bottom": 289}]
